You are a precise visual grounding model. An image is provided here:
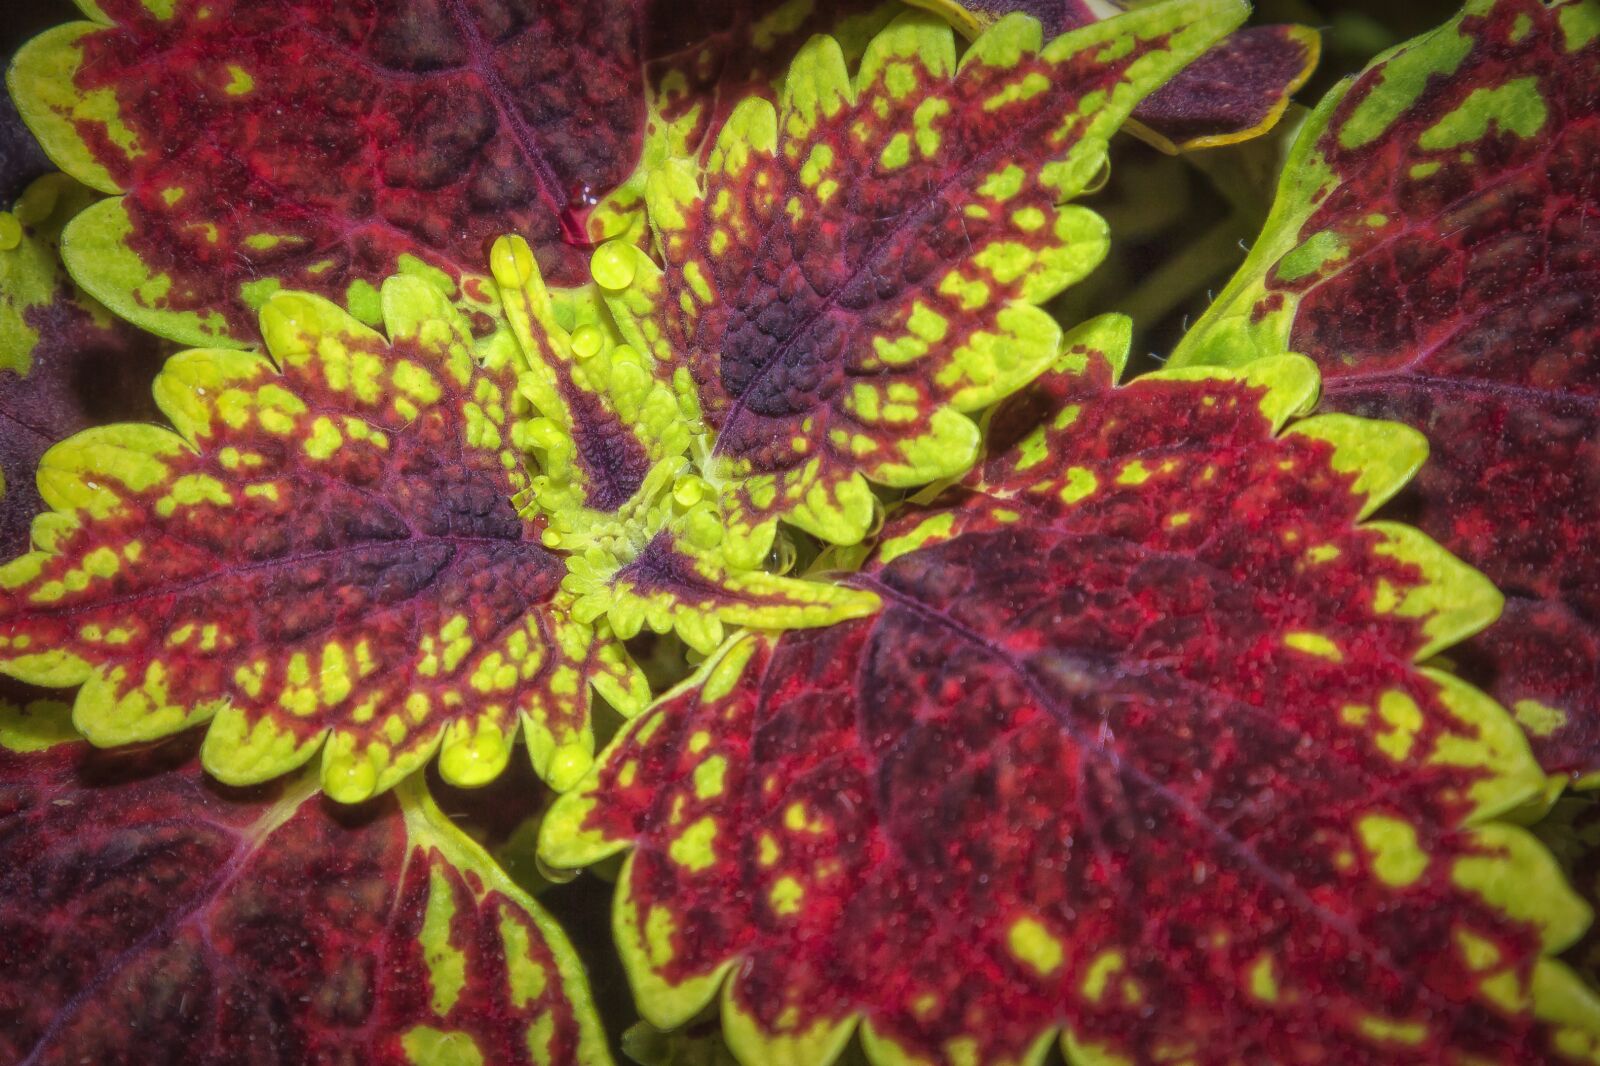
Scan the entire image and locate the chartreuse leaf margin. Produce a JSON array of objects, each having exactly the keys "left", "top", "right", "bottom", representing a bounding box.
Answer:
[
  {"left": 540, "top": 332, "right": 1600, "bottom": 1065},
  {"left": 599, "top": 0, "right": 1249, "bottom": 568},
  {"left": 906, "top": 0, "right": 1322, "bottom": 153}
]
